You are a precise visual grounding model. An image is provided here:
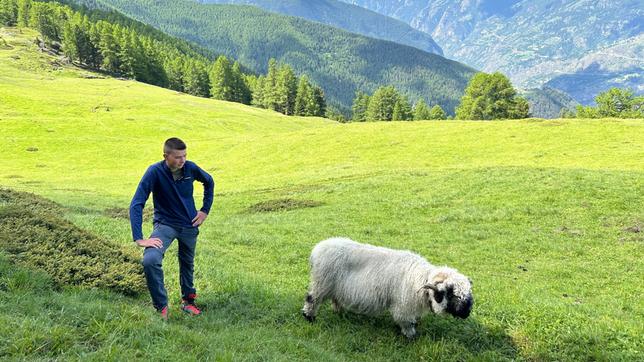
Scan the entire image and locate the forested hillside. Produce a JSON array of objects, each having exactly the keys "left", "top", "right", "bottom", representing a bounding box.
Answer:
[
  {"left": 73, "top": 0, "right": 476, "bottom": 114},
  {"left": 198, "top": 0, "right": 443, "bottom": 55}
]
